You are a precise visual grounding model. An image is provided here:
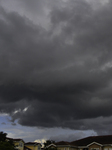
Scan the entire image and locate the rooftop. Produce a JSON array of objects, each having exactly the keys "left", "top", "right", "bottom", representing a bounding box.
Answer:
[{"left": 71, "top": 135, "right": 112, "bottom": 146}]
